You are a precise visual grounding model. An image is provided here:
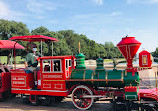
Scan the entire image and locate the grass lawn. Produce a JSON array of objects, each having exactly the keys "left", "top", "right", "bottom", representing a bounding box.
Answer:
[
  {"left": 104, "top": 59, "right": 113, "bottom": 62},
  {"left": 104, "top": 58, "right": 125, "bottom": 62},
  {"left": 0, "top": 56, "right": 25, "bottom": 64}
]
